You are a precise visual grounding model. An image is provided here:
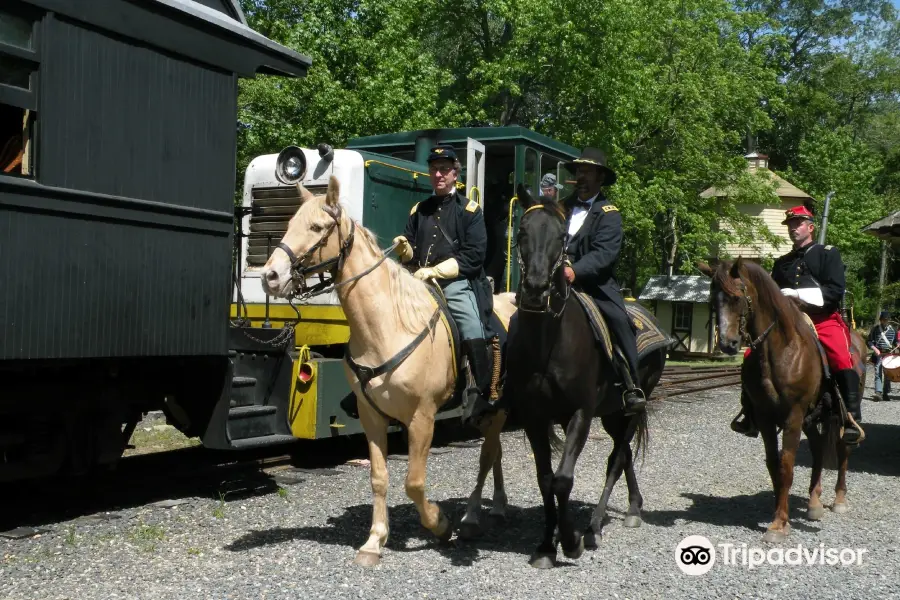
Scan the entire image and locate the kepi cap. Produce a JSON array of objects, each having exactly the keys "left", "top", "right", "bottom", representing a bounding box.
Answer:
[
  {"left": 427, "top": 144, "right": 458, "bottom": 163},
  {"left": 782, "top": 205, "right": 815, "bottom": 225}
]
